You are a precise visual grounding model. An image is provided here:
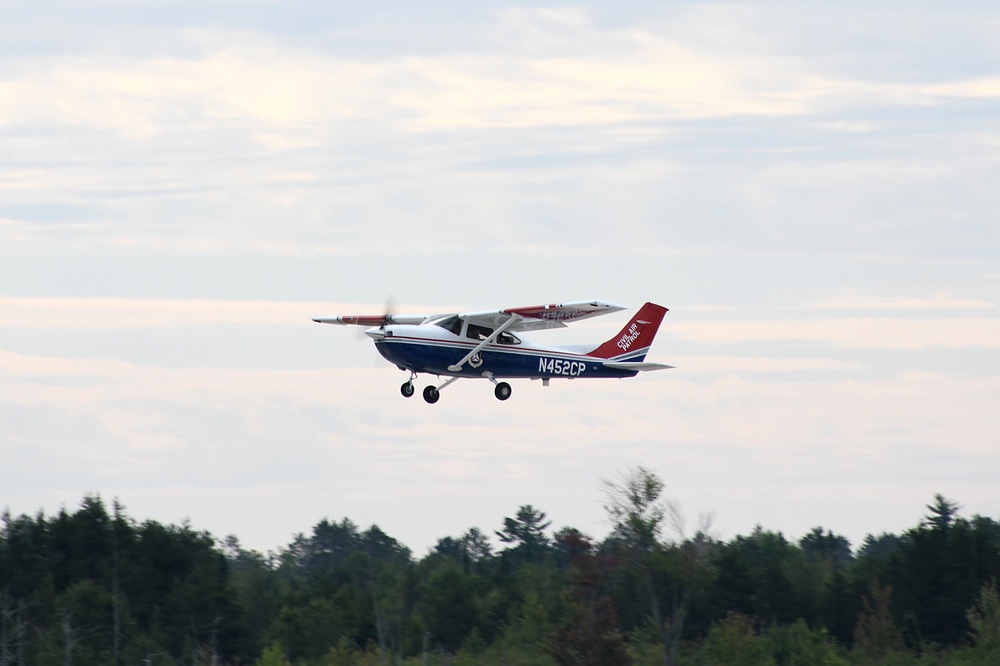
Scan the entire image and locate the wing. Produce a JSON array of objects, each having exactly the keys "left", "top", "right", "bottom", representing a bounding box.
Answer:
[
  {"left": 312, "top": 314, "right": 437, "bottom": 326},
  {"left": 314, "top": 300, "right": 627, "bottom": 331},
  {"left": 462, "top": 300, "right": 627, "bottom": 332}
]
